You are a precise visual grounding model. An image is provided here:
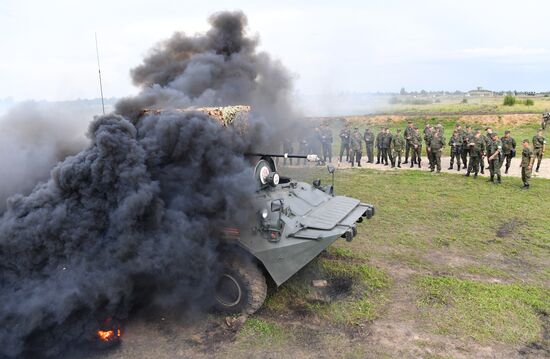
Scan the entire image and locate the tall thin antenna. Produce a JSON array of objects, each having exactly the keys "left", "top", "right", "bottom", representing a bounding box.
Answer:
[{"left": 95, "top": 32, "right": 105, "bottom": 115}]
